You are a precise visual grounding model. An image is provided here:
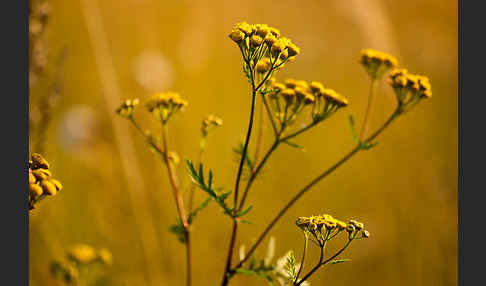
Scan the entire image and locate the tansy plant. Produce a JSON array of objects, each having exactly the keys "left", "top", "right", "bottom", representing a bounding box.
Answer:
[{"left": 115, "top": 22, "right": 432, "bottom": 286}]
